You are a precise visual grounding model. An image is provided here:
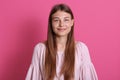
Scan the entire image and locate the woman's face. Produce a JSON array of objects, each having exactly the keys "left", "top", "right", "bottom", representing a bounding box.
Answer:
[{"left": 52, "top": 10, "right": 74, "bottom": 37}]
